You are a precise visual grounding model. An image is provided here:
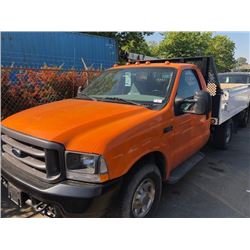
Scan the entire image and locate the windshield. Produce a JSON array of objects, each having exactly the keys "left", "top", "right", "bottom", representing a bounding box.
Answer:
[
  {"left": 81, "top": 67, "right": 176, "bottom": 106},
  {"left": 218, "top": 74, "right": 250, "bottom": 84}
]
